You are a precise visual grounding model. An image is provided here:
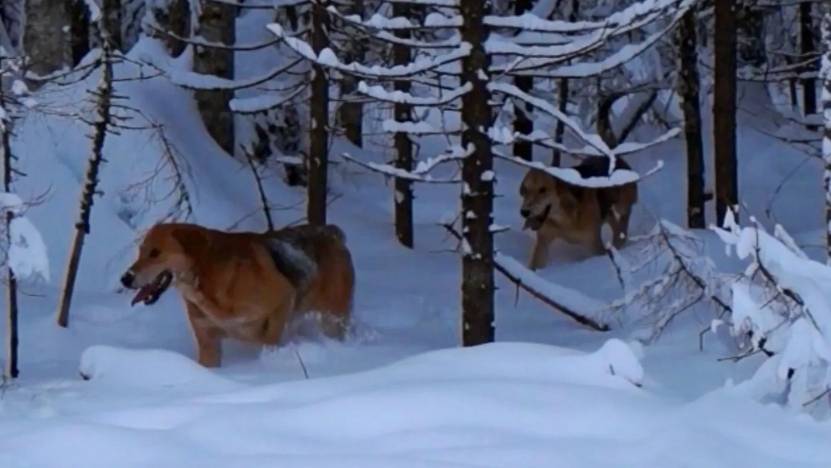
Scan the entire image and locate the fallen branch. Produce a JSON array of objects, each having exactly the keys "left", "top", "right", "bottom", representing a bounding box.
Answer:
[{"left": 441, "top": 223, "right": 609, "bottom": 331}]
